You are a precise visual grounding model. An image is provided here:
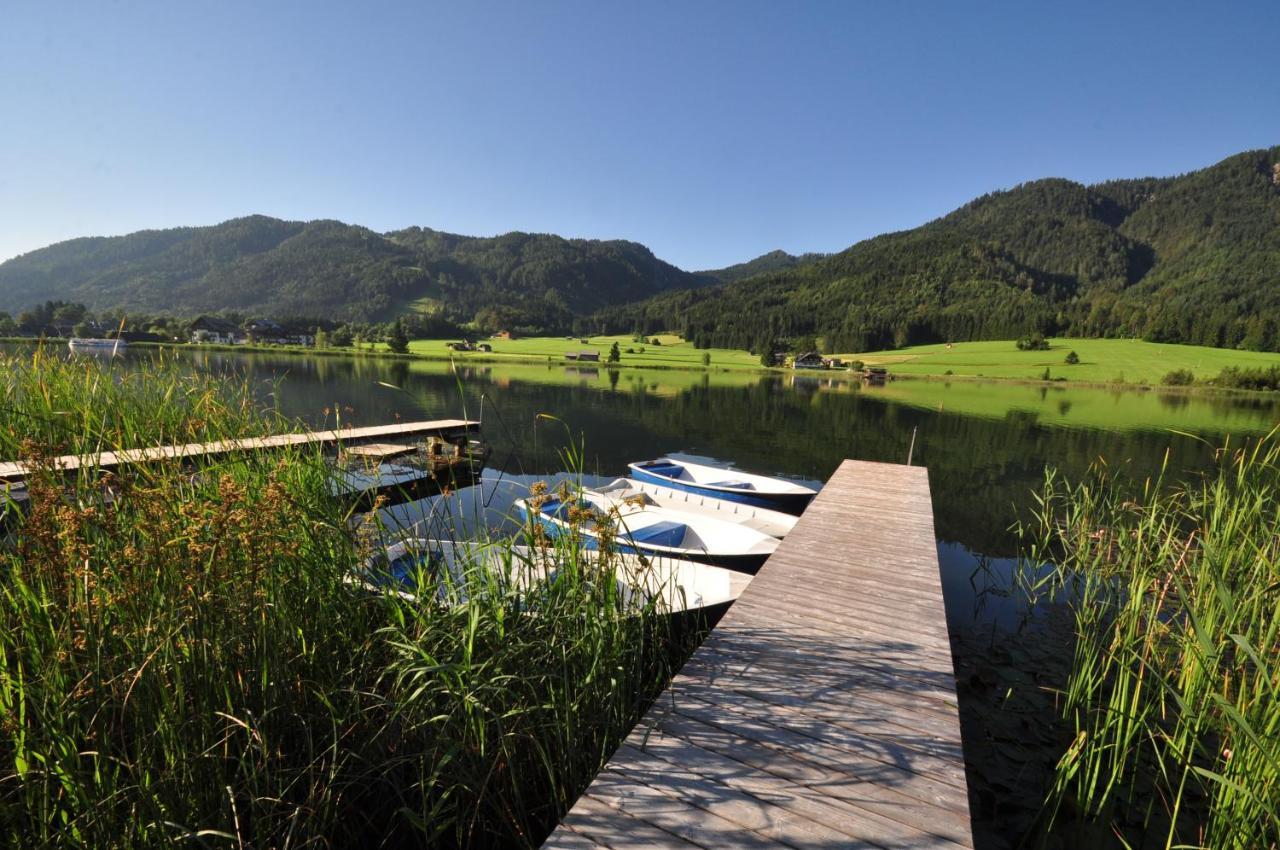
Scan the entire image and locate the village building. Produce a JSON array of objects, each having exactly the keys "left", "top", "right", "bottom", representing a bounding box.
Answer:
[
  {"left": 189, "top": 316, "right": 245, "bottom": 345},
  {"left": 792, "top": 351, "right": 827, "bottom": 370},
  {"left": 245, "top": 319, "right": 315, "bottom": 347}
]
